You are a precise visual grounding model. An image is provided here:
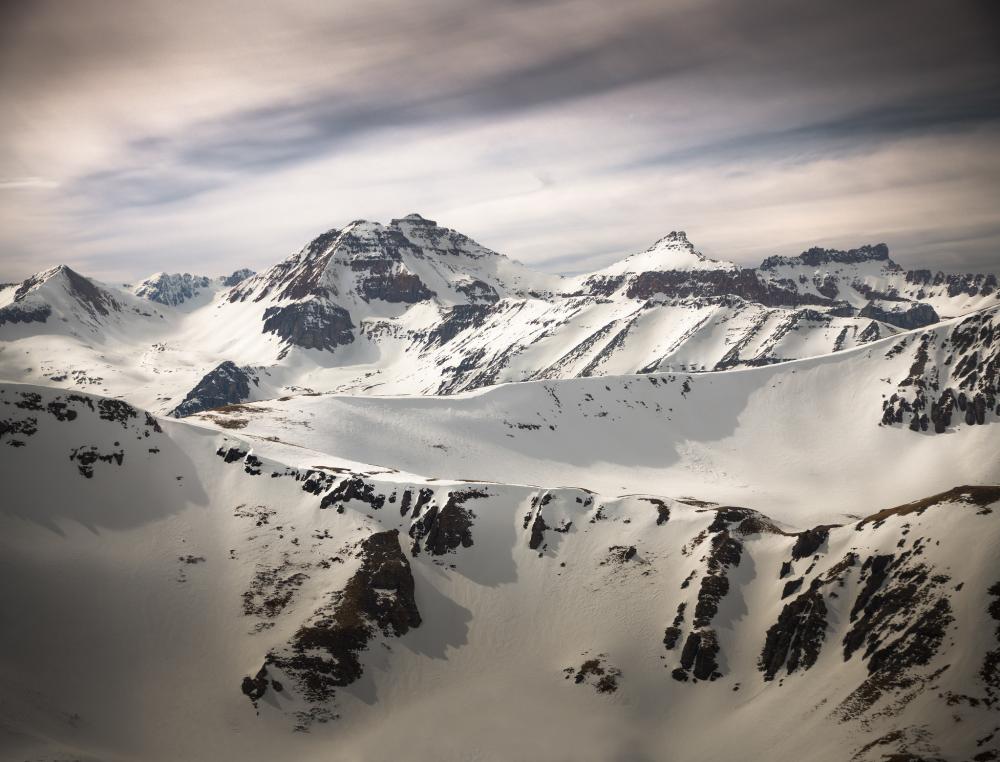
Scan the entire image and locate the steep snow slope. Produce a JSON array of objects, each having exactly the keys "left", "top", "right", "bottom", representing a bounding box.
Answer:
[
  {"left": 191, "top": 307, "right": 1000, "bottom": 526},
  {"left": 1, "top": 384, "right": 998, "bottom": 762},
  {"left": 2, "top": 217, "right": 995, "bottom": 412}
]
